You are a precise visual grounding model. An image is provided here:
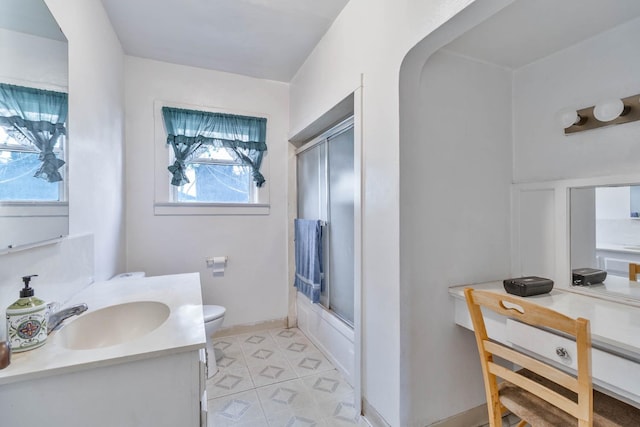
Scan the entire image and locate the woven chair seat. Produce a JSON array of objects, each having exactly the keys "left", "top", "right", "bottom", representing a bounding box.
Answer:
[{"left": 500, "top": 370, "right": 640, "bottom": 427}]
